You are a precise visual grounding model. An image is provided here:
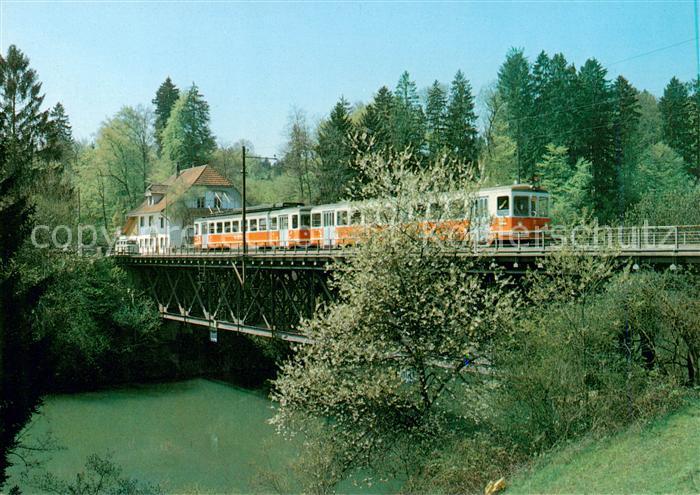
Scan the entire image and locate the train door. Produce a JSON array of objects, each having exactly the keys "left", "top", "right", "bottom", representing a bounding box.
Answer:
[
  {"left": 201, "top": 222, "right": 209, "bottom": 249},
  {"left": 278, "top": 214, "right": 289, "bottom": 247},
  {"left": 322, "top": 210, "right": 335, "bottom": 247}
]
